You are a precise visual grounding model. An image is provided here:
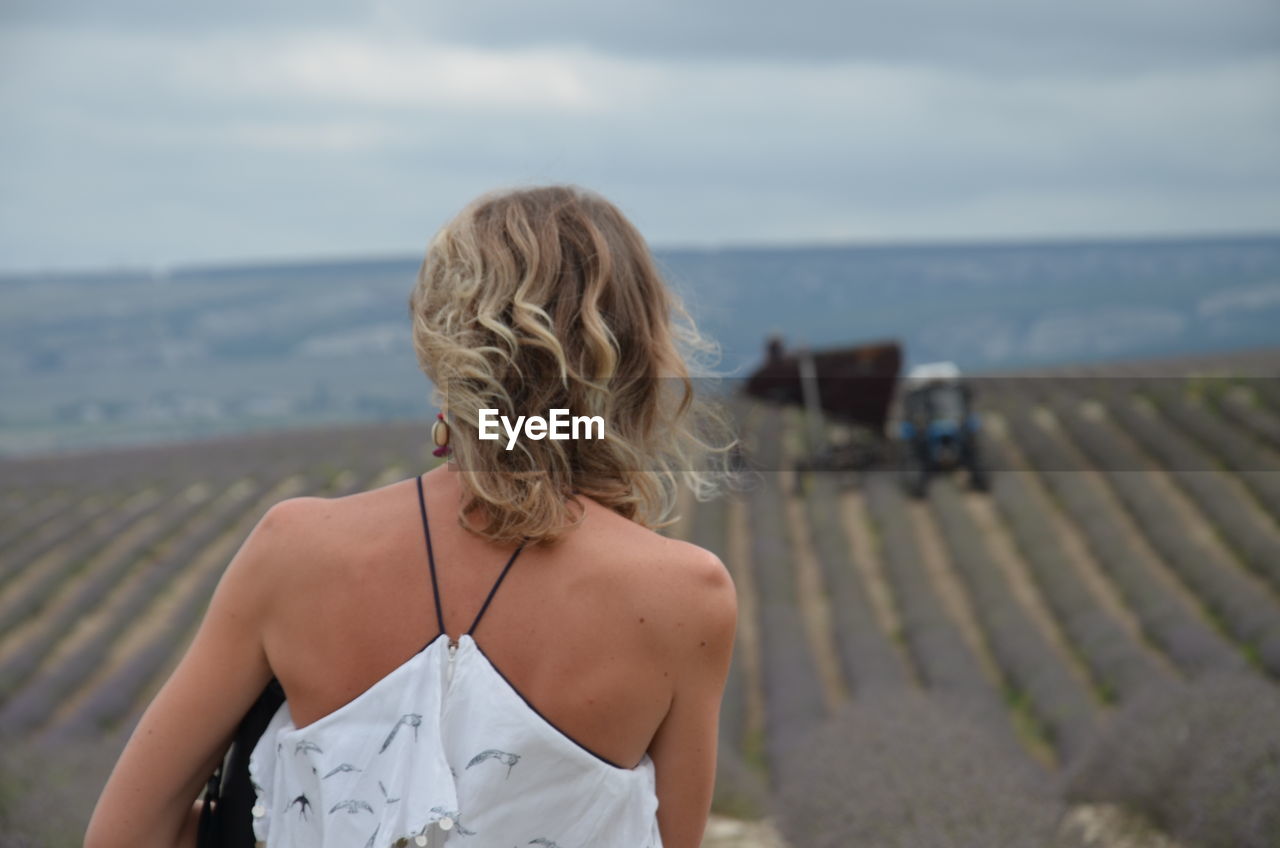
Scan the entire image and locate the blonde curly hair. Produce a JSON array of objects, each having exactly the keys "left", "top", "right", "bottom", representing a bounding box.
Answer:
[{"left": 408, "top": 185, "right": 737, "bottom": 544}]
